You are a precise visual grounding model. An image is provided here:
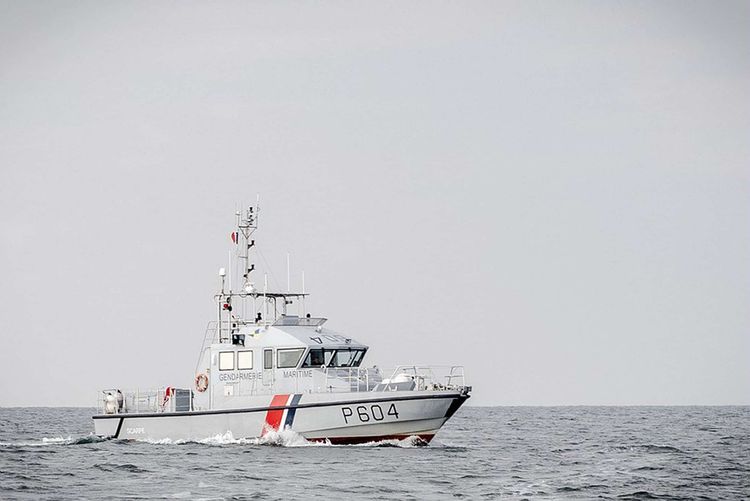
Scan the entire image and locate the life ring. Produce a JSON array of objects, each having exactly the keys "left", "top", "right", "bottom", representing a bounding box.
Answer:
[
  {"left": 195, "top": 373, "right": 209, "bottom": 392},
  {"left": 162, "top": 386, "right": 174, "bottom": 406}
]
